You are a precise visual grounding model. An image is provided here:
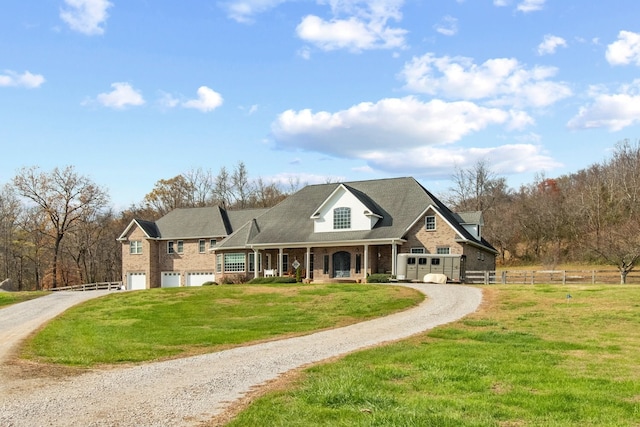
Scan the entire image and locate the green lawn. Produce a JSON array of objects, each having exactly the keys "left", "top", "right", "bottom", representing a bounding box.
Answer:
[
  {"left": 225, "top": 285, "right": 640, "bottom": 427},
  {"left": 22, "top": 283, "right": 423, "bottom": 366},
  {"left": 0, "top": 291, "right": 49, "bottom": 307}
]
